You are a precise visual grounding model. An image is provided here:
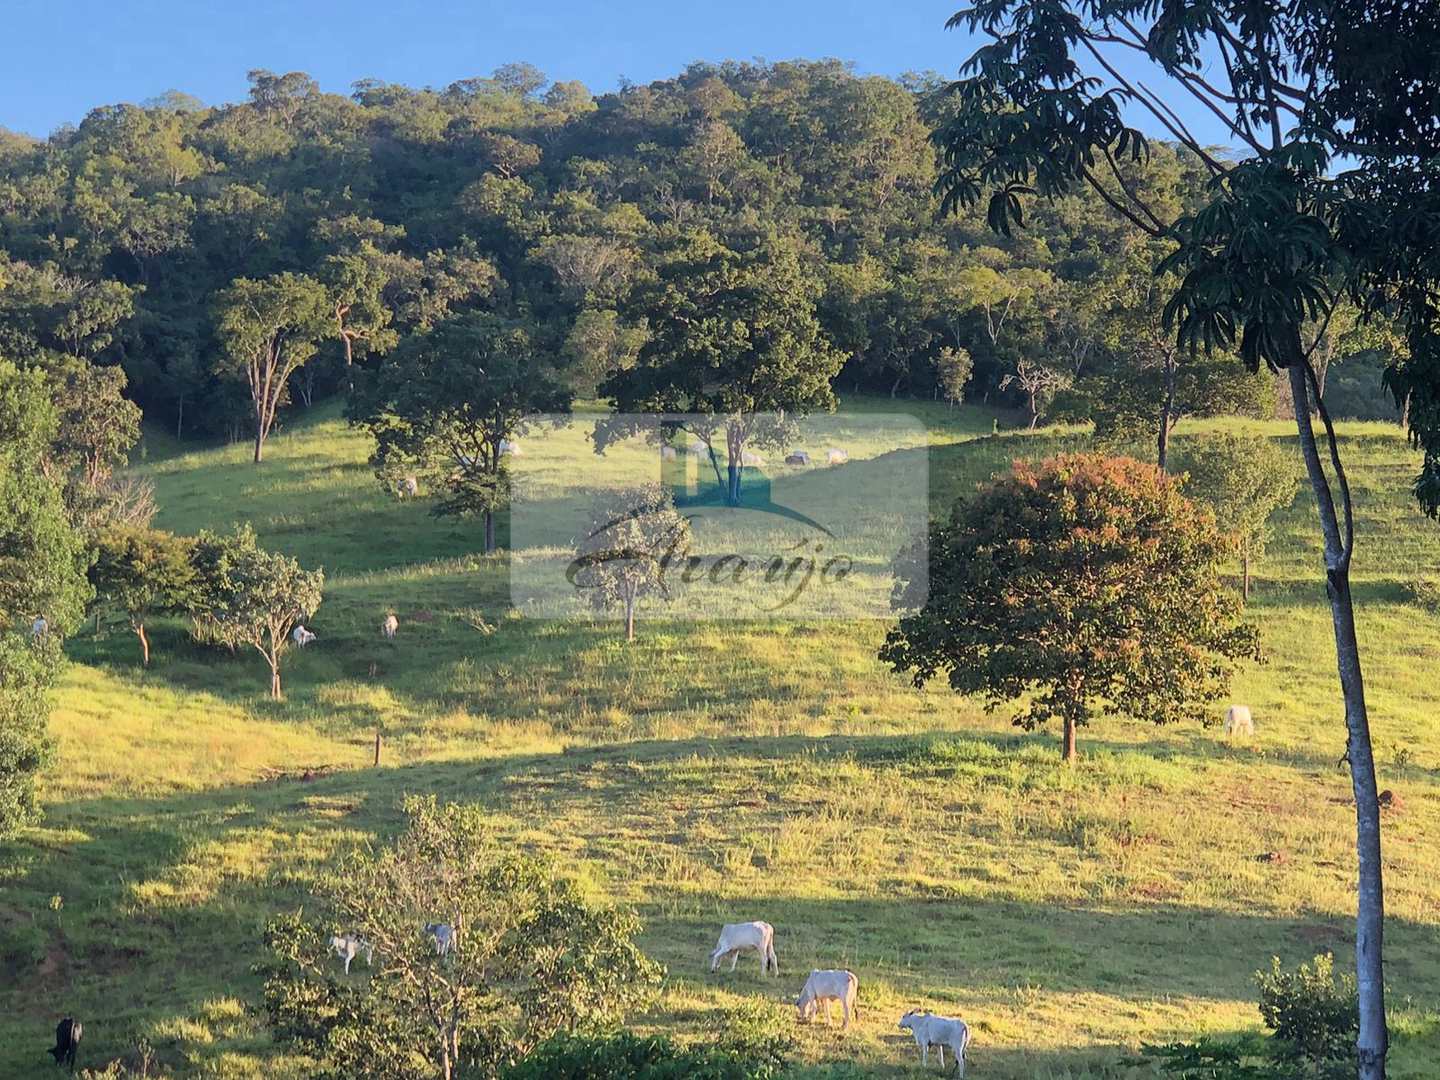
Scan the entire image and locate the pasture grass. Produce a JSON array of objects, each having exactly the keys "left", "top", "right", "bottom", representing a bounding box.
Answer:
[{"left": 2, "top": 399, "right": 1440, "bottom": 1077}]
